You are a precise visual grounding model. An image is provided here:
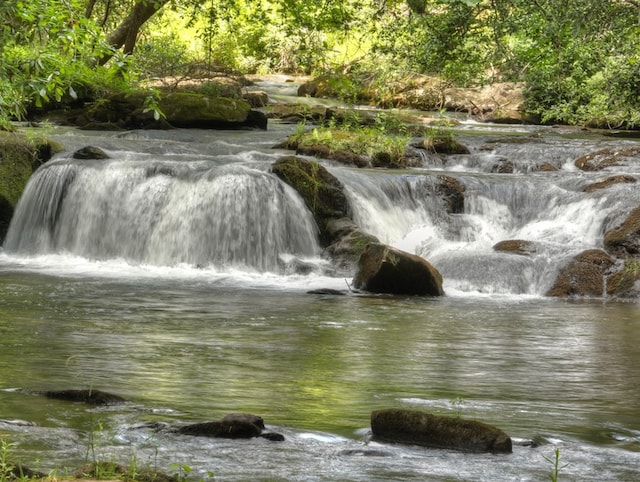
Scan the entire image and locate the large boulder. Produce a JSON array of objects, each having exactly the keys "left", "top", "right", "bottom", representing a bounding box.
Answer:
[
  {"left": 604, "top": 206, "right": 640, "bottom": 257},
  {"left": 371, "top": 409, "right": 512, "bottom": 453},
  {"left": 271, "top": 156, "right": 349, "bottom": 246},
  {"left": 546, "top": 250, "right": 616, "bottom": 297},
  {"left": 324, "top": 218, "right": 379, "bottom": 270},
  {"left": 353, "top": 243, "right": 444, "bottom": 296}
]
